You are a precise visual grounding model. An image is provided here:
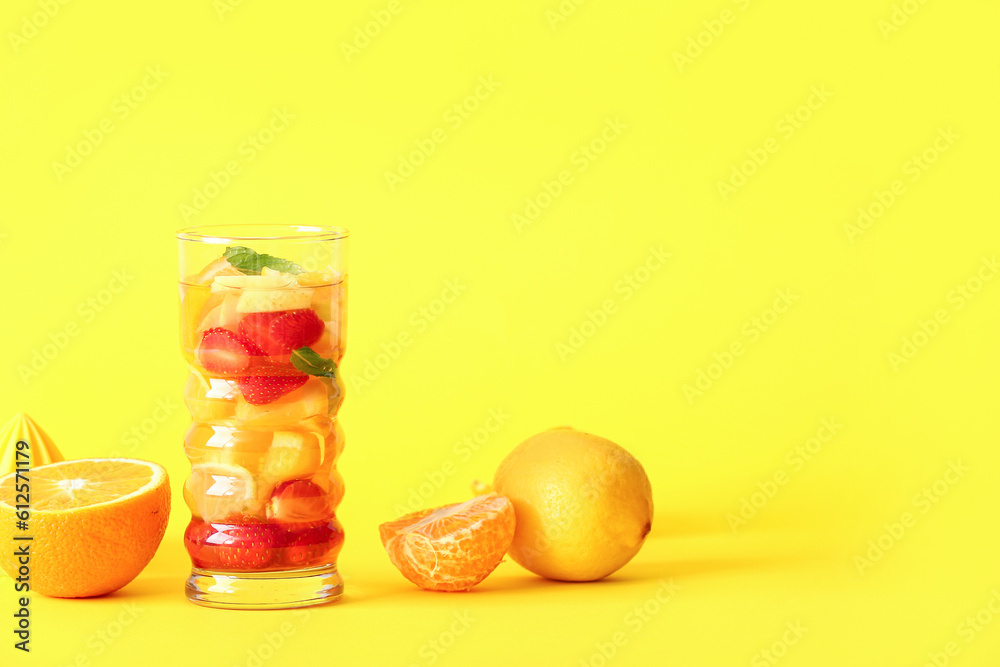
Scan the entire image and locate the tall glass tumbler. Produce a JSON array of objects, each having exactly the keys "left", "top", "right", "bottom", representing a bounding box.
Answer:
[{"left": 177, "top": 225, "right": 348, "bottom": 609}]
